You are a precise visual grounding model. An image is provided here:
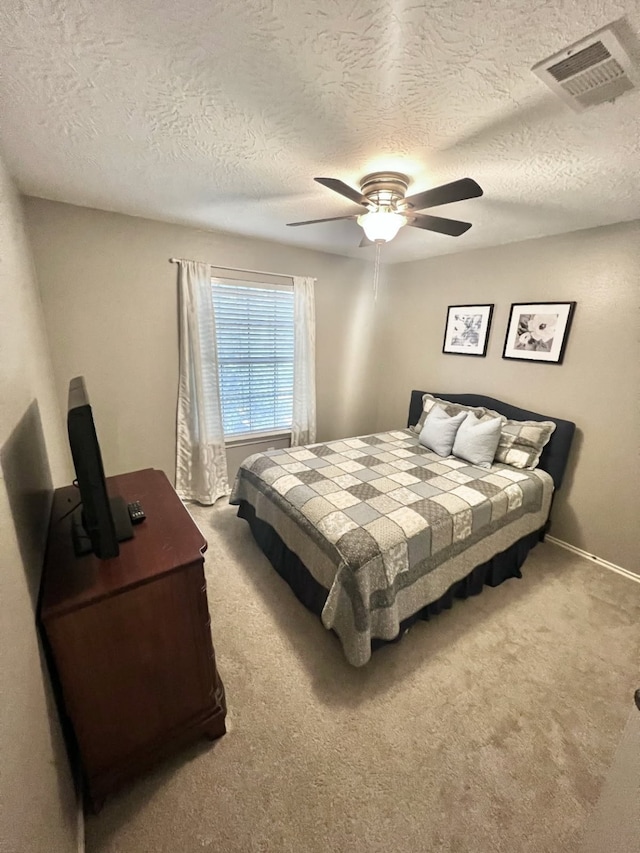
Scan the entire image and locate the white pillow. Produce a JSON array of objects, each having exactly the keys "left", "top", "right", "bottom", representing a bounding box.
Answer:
[
  {"left": 418, "top": 406, "right": 466, "bottom": 457},
  {"left": 452, "top": 412, "right": 502, "bottom": 468}
]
